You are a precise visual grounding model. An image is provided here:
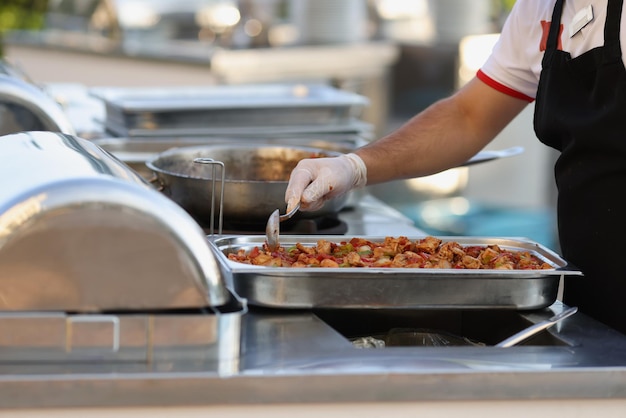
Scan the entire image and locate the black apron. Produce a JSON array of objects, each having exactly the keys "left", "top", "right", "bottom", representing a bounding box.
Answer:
[{"left": 534, "top": 0, "right": 626, "bottom": 334}]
